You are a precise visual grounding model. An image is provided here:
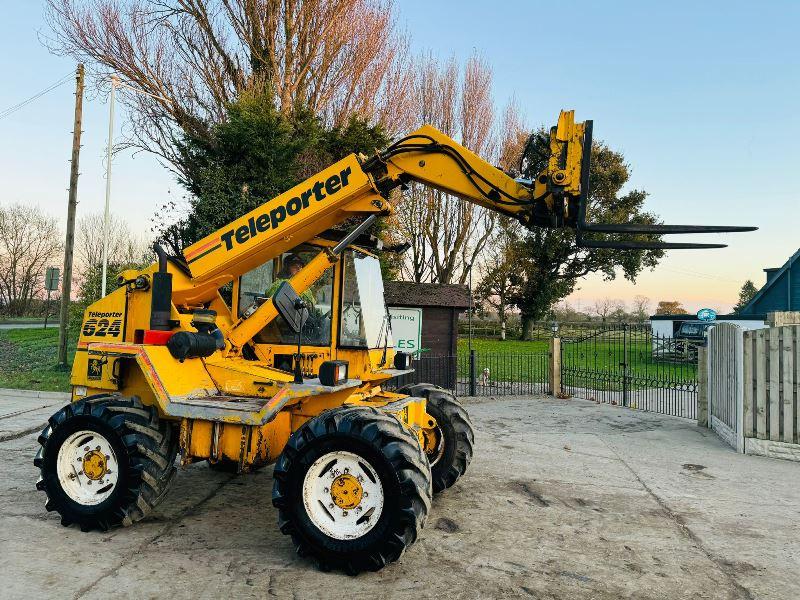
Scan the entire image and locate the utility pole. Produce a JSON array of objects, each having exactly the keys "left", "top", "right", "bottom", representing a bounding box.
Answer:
[{"left": 58, "top": 64, "right": 84, "bottom": 368}]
